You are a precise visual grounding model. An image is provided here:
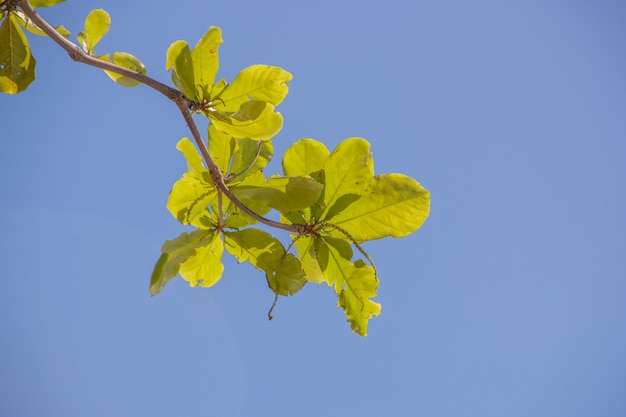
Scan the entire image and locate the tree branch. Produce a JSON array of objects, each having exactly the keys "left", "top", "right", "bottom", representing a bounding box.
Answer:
[{"left": 17, "top": 0, "right": 307, "bottom": 235}]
